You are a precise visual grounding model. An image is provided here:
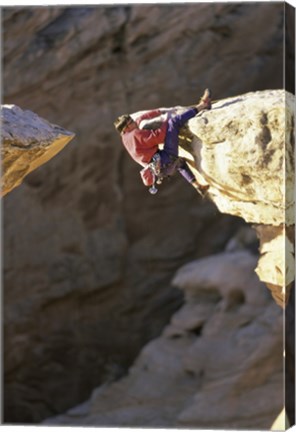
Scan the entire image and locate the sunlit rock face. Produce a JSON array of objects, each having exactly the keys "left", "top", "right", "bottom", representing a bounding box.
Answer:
[
  {"left": 187, "top": 90, "right": 293, "bottom": 227},
  {"left": 1, "top": 104, "right": 75, "bottom": 196},
  {"left": 182, "top": 89, "right": 294, "bottom": 307}
]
